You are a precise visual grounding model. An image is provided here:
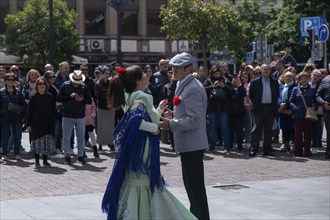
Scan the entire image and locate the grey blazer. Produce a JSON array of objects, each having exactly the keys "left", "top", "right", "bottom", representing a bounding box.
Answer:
[{"left": 169, "top": 74, "right": 209, "bottom": 153}]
